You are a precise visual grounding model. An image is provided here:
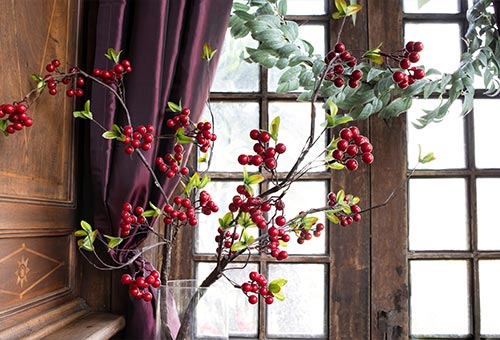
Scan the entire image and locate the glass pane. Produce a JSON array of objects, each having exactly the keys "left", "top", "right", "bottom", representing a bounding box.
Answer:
[
  {"left": 268, "top": 24, "right": 326, "bottom": 91},
  {"left": 200, "top": 102, "right": 259, "bottom": 172},
  {"left": 410, "top": 260, "right": 469, "bottom": 335},
  {"left": 404, "top": 23, "right": 461, "bottom": 75},
  {"left": 195, "top": 180, "right": 260, "bottom": 254},
  {"left": 211, "top": 30, "right": 259, "bottom": 92},
  {"left": 287, "top": 0, "right": 326, "bottom": 15},
  {"left": 479, "top": 260, "right": 500, "bottom": 335},
  {"left": 267, "top": 263, "right": 327, "bottom": 337},
  {"left": 403, "top": 0, "right": 460, "bottom": 13},
  {"left": 269, "top": 102, "right": 327, "bottom": 172},
  {"left": 409, "top": 178, "right": 468, "bottom": 250},
  {"left": 197, "top": 262, "right": 259, "bottom": 337},
  {"left": 474, "top": 99, "right": 500, "bottom": 168},
  {"left": 477, "top": 178, "right": 500, "bottom": 250},
  {"left": 407, "top": 99, "right": 466, "bottom": 169},
  {"left": 276, "top": 181, "right": 327, "bottom": 255}
]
